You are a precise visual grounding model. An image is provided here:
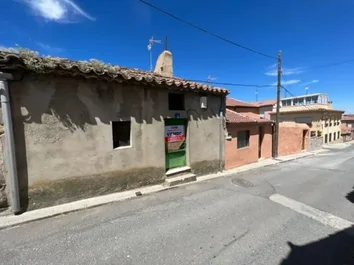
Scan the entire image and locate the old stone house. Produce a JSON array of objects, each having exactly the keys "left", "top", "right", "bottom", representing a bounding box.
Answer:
[
  {"left": 225, "top": 98, "right": 273, "bottom": 169},
  {"left": 0, "top": 50, "right": 228, "bottom": 213}
]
